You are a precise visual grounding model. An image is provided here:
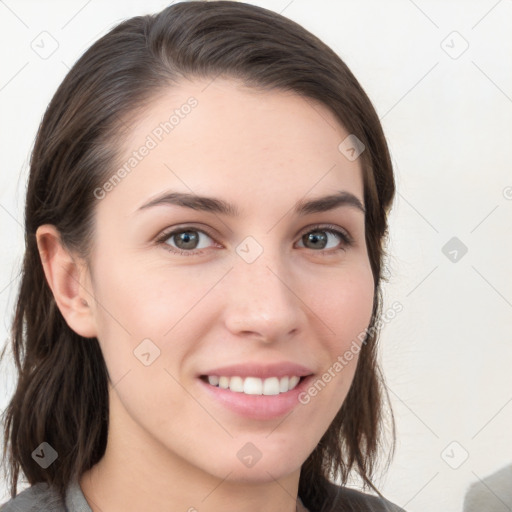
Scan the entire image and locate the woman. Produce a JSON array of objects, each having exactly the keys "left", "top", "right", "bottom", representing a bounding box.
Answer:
[{"left": 0, "top": 2, "right": 403, "bottom": 511}]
